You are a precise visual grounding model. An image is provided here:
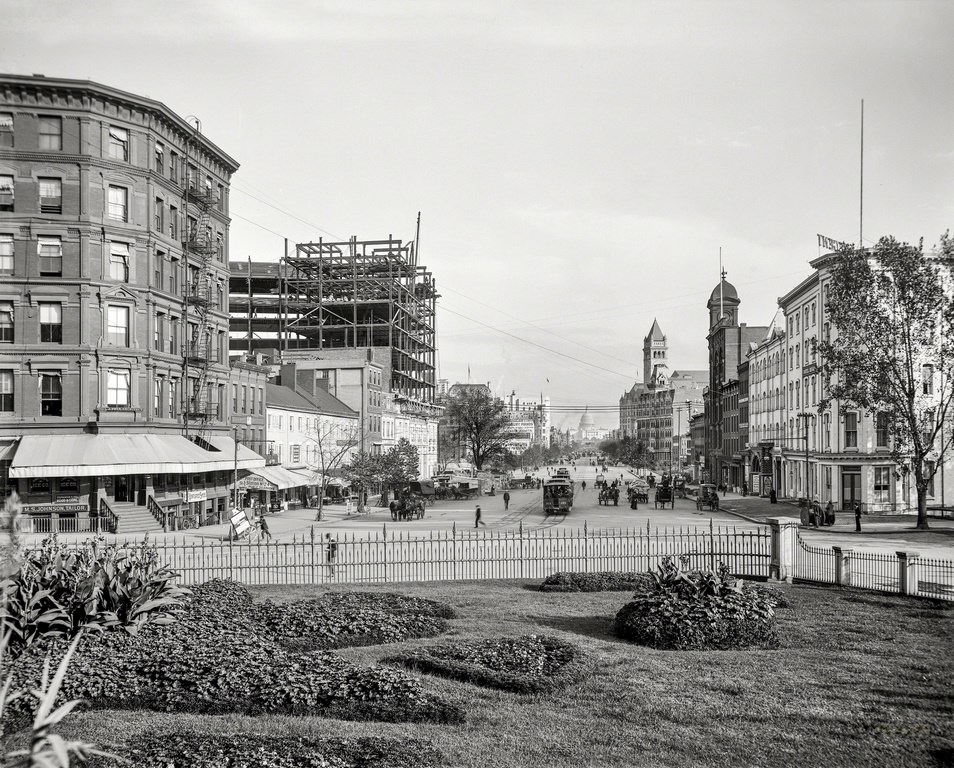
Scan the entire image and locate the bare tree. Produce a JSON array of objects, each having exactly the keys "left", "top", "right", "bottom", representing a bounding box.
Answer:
[{"left": 304, "top": 420, "right": 363, "bottom": 519}]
